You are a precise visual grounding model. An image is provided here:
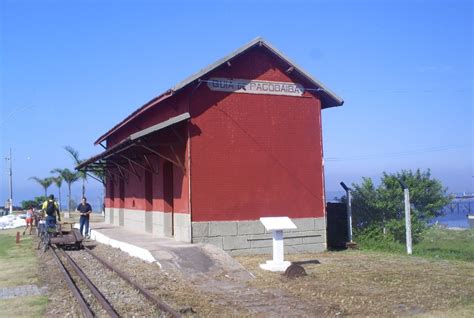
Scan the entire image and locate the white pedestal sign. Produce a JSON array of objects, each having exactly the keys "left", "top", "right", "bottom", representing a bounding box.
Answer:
[{"left": 259, "top": 217, "right": 297, "bottom": 272}]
